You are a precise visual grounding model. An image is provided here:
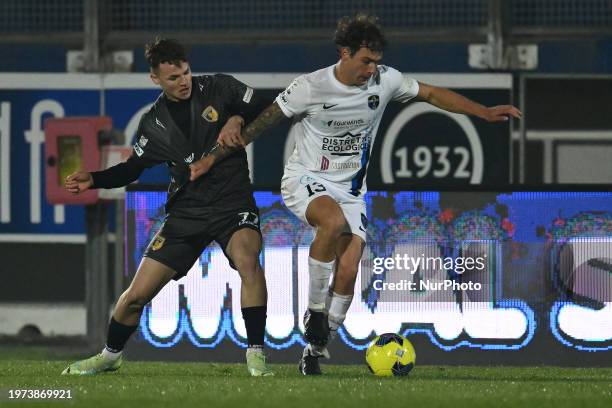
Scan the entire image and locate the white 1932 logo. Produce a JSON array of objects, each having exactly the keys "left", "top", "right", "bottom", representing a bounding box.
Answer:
[{"left": 381, "top": 104, "right": 484, "bottom": 184}]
